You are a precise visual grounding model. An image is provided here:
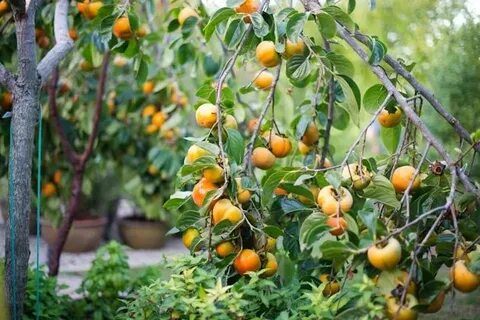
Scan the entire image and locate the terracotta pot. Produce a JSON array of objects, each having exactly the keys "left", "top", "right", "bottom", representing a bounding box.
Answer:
[
  {"left": 41, "top": 217, "right": 107, "bottom": 253},
  {"left": 1, "top": 200, "right": 37, "bottom": 235},
  {"left": 119, "top": 218, "right": 167, "bottom": 249}
]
